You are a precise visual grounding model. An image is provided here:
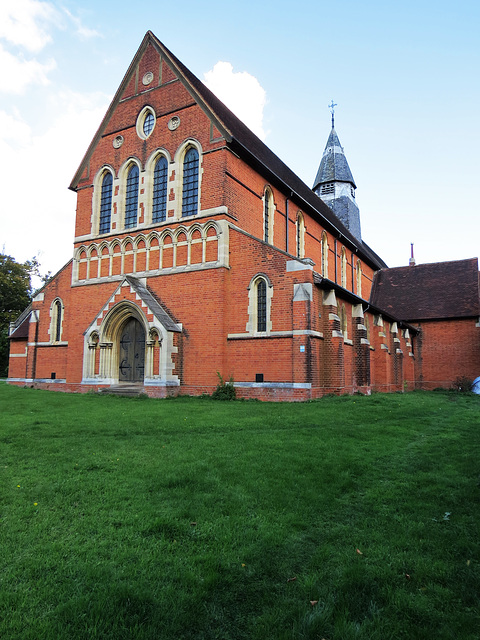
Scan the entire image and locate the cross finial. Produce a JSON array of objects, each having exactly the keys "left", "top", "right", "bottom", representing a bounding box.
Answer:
[{"left": 328, "top": 100, "right": 337, "bottom": 128}]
